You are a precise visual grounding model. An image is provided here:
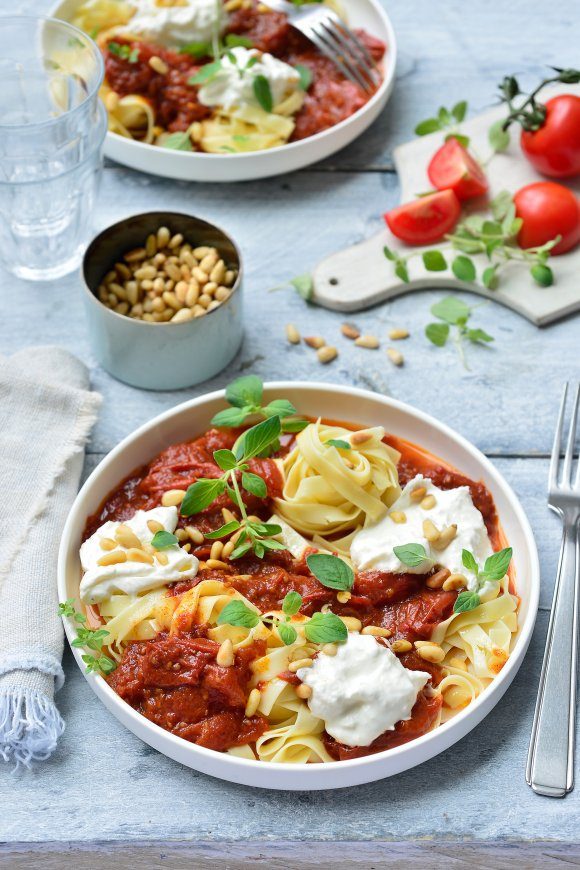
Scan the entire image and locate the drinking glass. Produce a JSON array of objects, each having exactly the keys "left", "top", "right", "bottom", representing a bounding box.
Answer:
[{"left": 0, "top": 16, "right": 107, "bottom": 280}]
